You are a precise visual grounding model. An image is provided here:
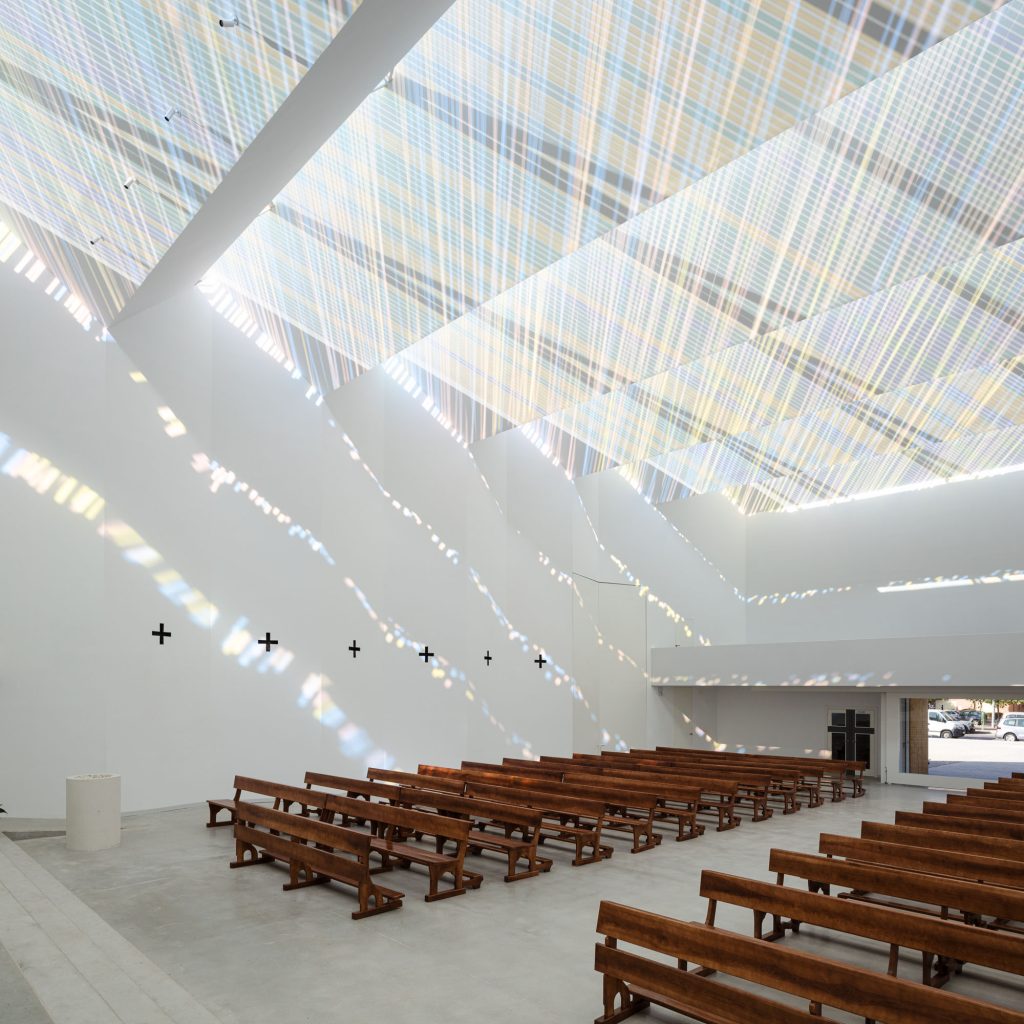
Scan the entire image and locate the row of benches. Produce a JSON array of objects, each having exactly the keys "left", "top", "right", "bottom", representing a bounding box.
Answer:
[
  {"left": 205, "top": 746, "right": 865, "bottom": 920},
  {"left": 594, "top": 773, "right": 1024, "bottom": 1023}
]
